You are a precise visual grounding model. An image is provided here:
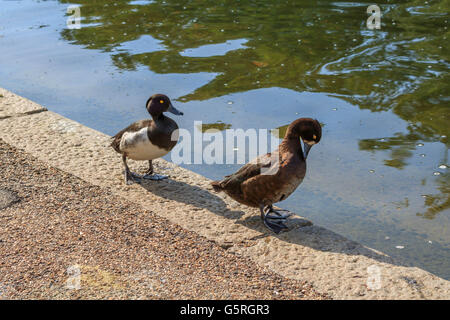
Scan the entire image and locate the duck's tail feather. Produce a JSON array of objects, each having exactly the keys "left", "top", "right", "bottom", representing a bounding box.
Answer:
[
  {"left": 110, "top": 137, "right": 122, "bottom": 153},
  {"left": 211, "top": 181, "right": 223, "bottom": 192}
]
